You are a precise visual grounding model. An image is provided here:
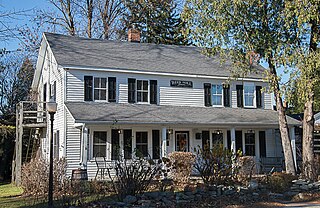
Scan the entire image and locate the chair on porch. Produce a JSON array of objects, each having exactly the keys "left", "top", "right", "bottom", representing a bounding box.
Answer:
[{"left": 95, "top": 152, "right": 109, "bottom": 180}]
